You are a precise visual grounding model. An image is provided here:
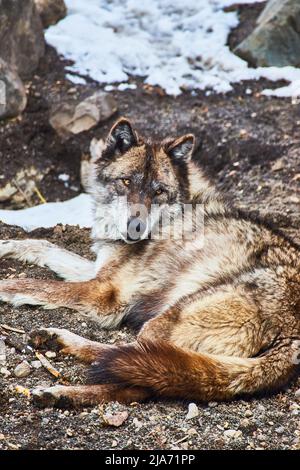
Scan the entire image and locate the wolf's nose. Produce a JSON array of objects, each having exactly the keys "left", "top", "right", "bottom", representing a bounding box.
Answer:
[{"left": 127, "top": 217, "right": 147, "bottom": 241}]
